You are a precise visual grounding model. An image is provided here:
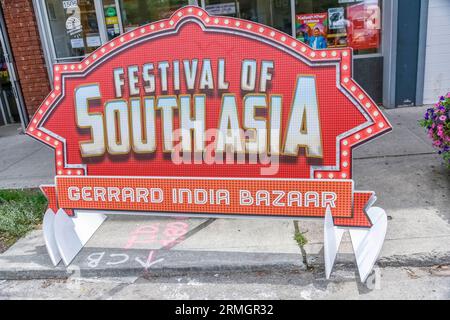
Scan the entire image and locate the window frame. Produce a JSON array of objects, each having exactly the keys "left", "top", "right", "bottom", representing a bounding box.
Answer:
[
  {"left": 199, "top": 0, "right": 385, "bottom": 58},
  {"left": 34, "top": 0, "right": 384, "bottom": 83}
]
